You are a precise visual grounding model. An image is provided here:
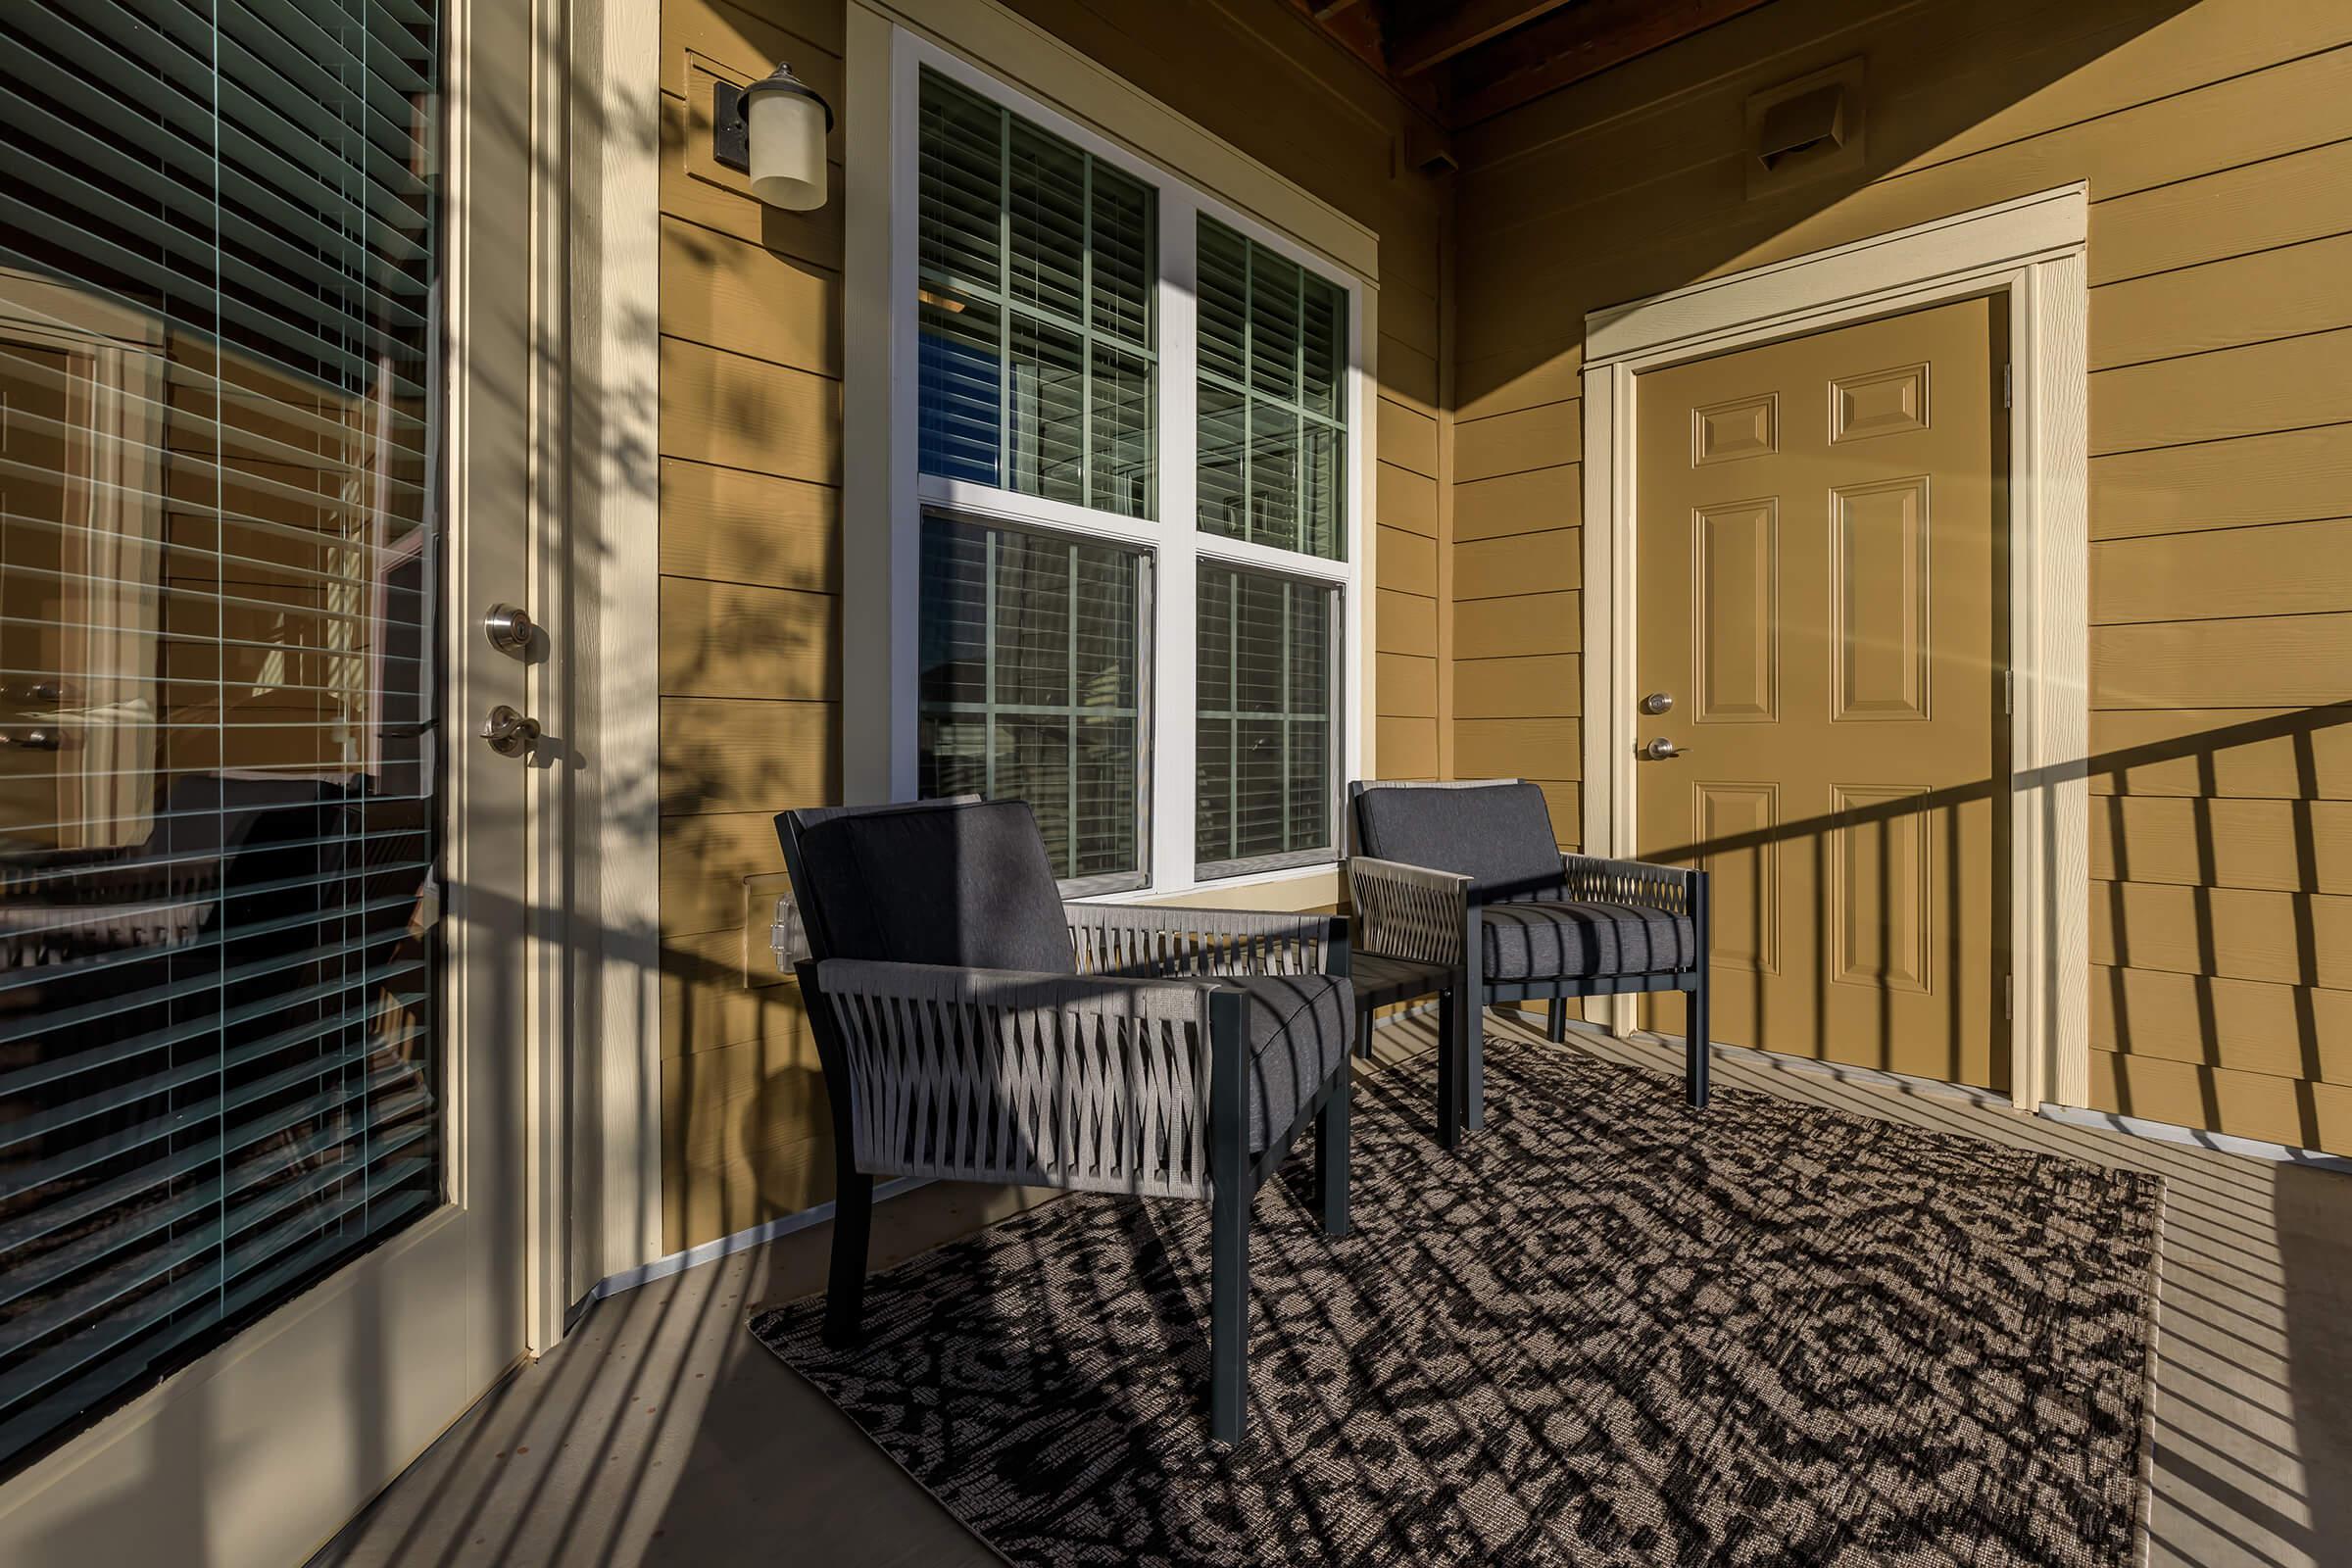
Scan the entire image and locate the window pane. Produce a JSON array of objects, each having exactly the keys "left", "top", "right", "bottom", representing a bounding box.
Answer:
[
  {"left": 916, "top": 69, "right": 1157, "bottom": 520},
  {"left": 1195, "top": 215, "right": 1347, "bottom": 559},
  {"left": 918, "top": 292, "right": 1001, "bottom": 486},
  {"left": 0, "top": 0, "right": 444, "bottom": 1477},
  {"left": 1196, "top": 564, "right": 1337, "bottom": 872},
  {"left": 919, "top": 514, "right": 1145, "bottom": 884},
  {"left": 1091, "top": 343, "right": 1153, "bottom": 518}
]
